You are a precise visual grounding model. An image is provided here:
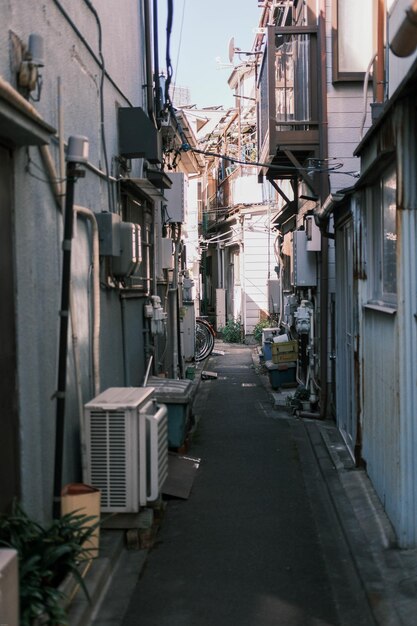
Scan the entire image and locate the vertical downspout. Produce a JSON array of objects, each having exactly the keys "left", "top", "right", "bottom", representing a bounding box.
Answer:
[
  {"left": 153, "top": 0, "right": 162, "bottom": 122},
  {"left": 144, "top": 0, "right": 156, "bottom": 126},
  {"left": 53, "top": 160, "right": 79, "bottom": 518},
  {"left": 376, "top": 0, "right": 385, "bottom": 103},
  {"left": 318, "top": 1, "right": 330, "bottom": 419}
]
